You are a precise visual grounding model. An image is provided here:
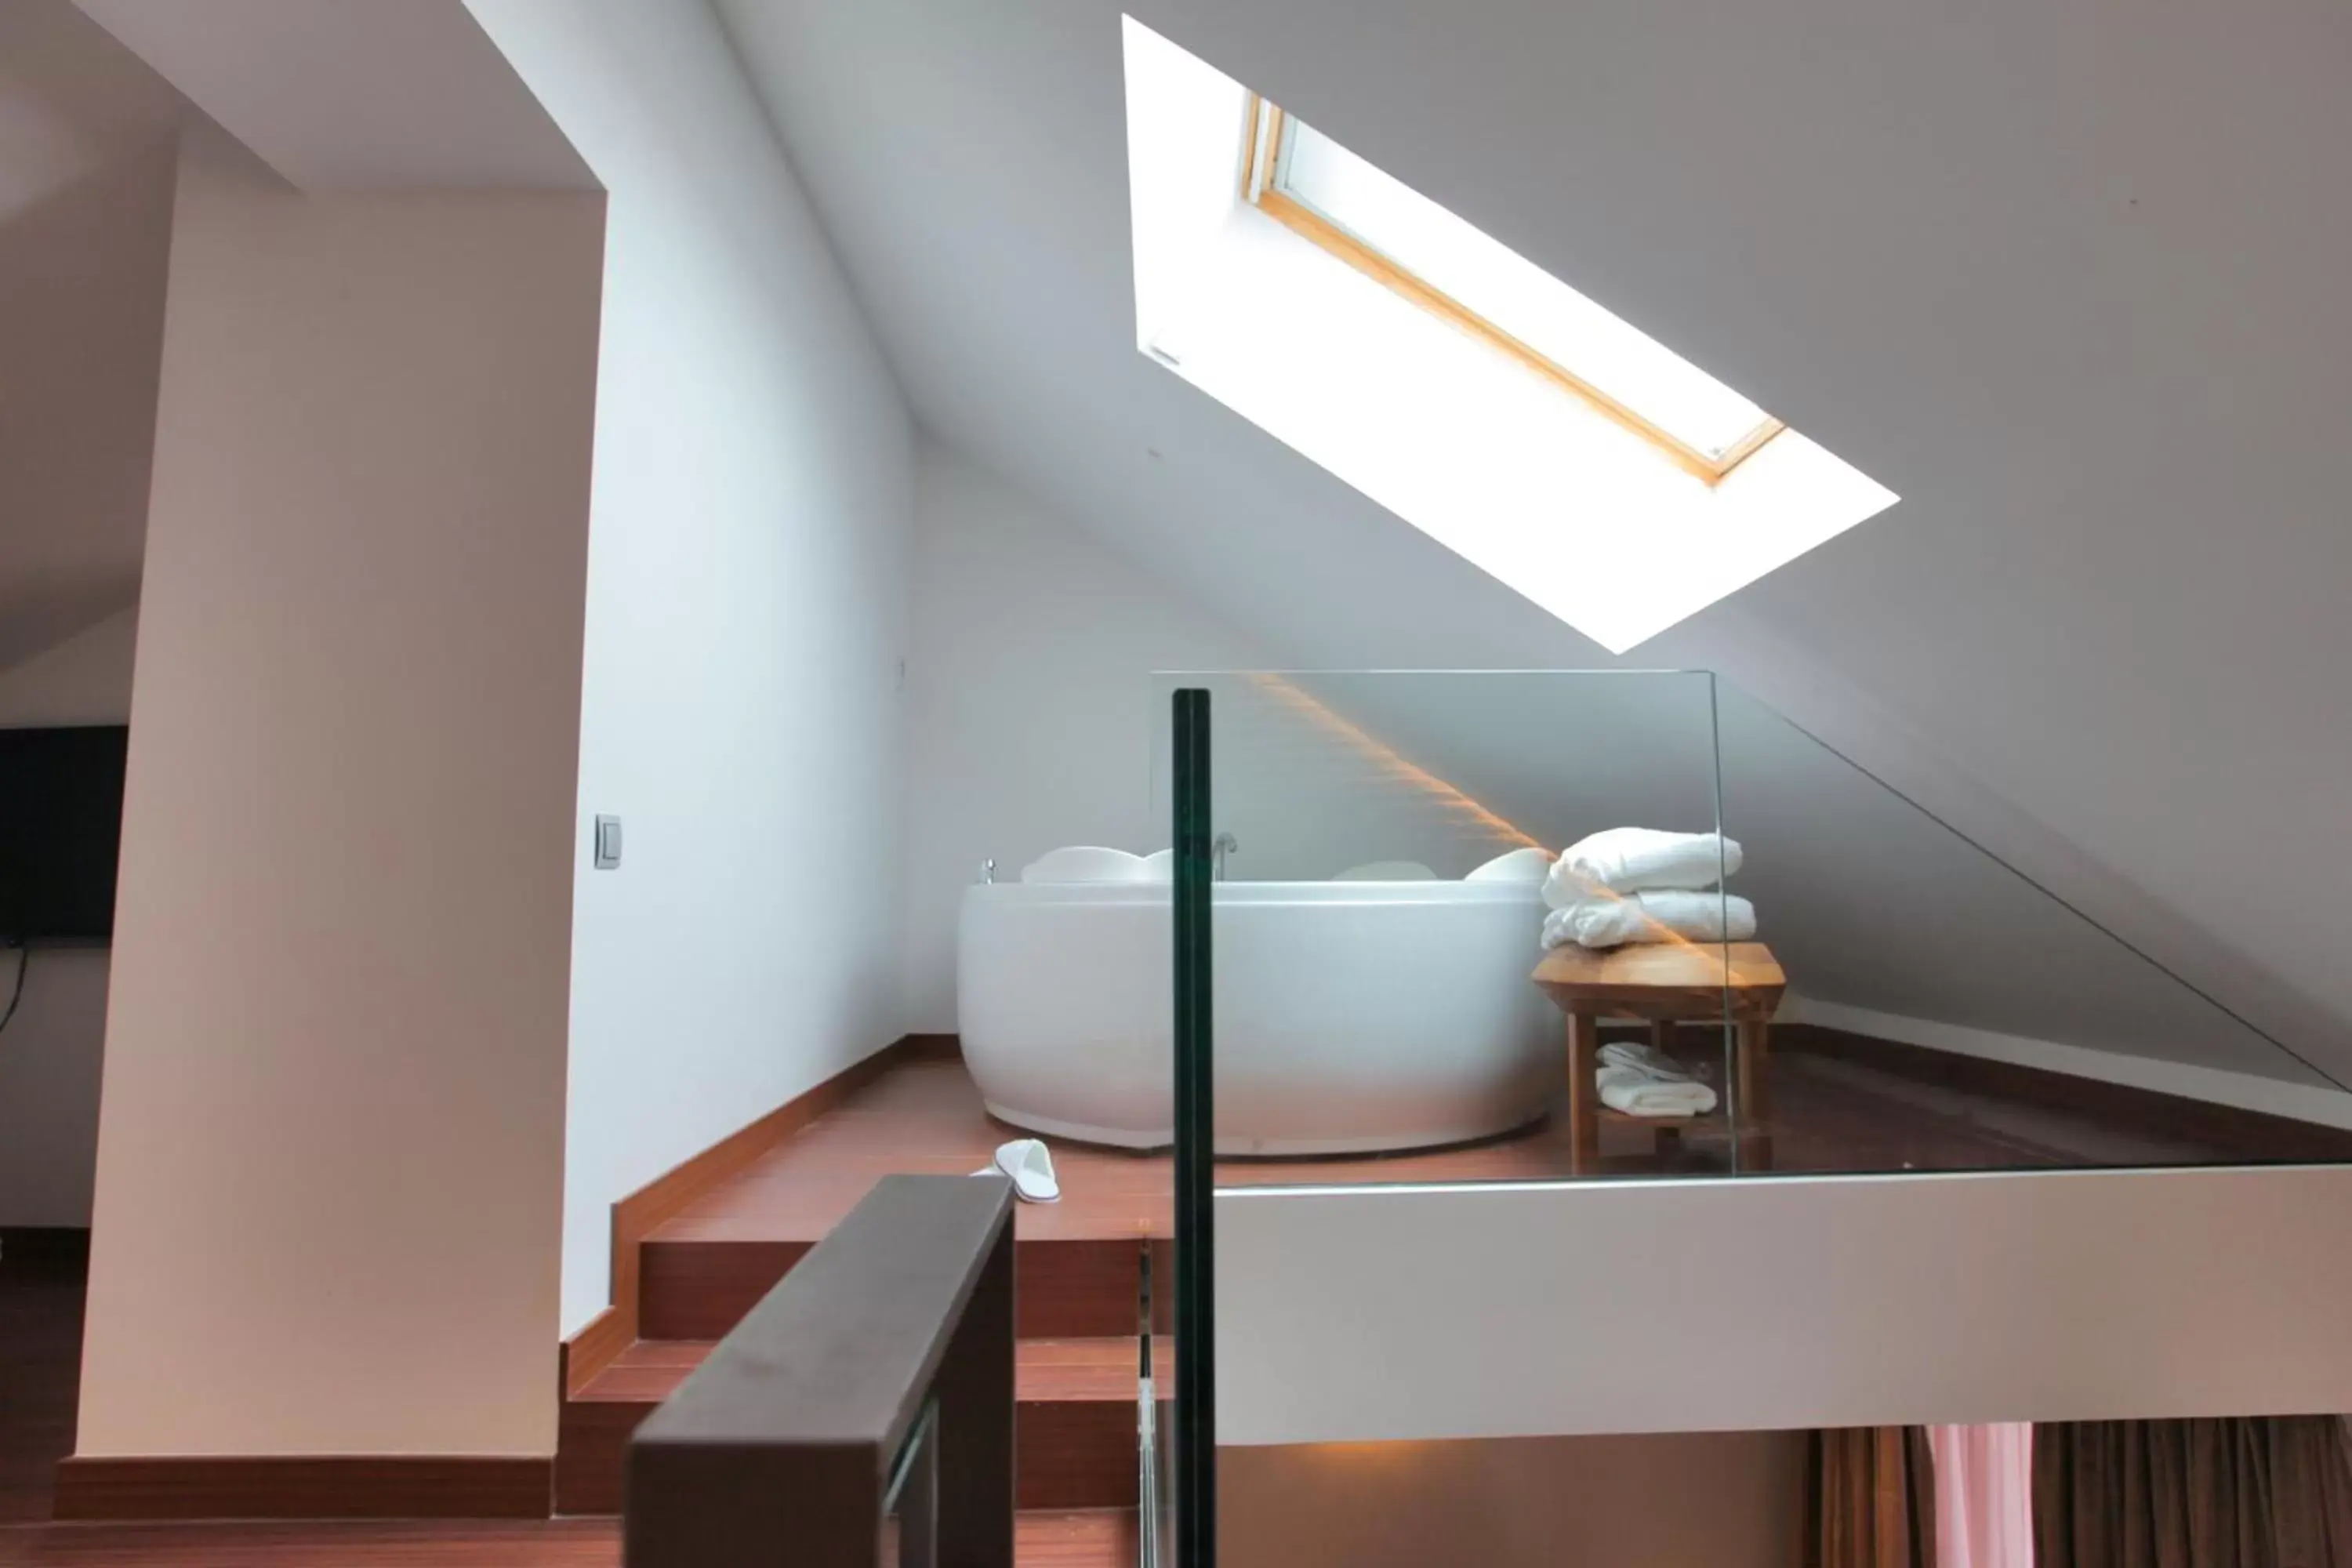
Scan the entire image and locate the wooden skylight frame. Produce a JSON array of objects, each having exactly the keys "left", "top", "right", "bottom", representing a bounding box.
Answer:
[{"left": 1239, "top": 96, "right": 1786, "bottom": 486}]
